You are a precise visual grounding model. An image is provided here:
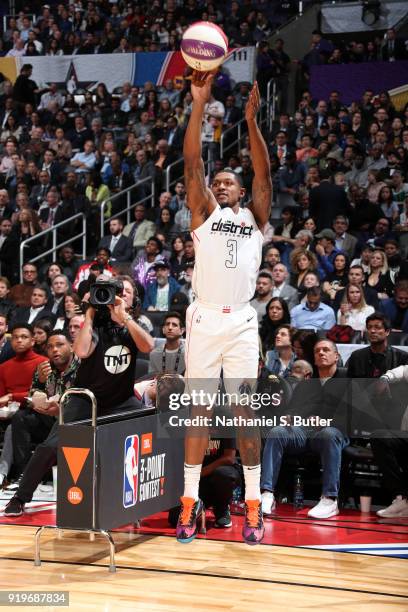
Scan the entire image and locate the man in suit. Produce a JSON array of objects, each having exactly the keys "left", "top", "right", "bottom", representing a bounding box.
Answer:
[
  {"left": 271, "top": 263, "right": 299, "bottom": 311},
  {"left": 0, "top": 190, "right": 14, "bottom": 220},
  {"left": 332, "top": 215, "right": 357, "bottom": 260},
  {"left": 382, "top": 28, "right": 406, "bottom": 62},
  {"left": 270, "top": 131, "right": 294, "bottom": 167},
  {"left": 13, "top": 285, "right": 55, "bottom": 326},
  {"left": 38, "top": 190, "right": 70, "bottom": 244},
  {"left": 47, "top": 274, "right": 70, "bottom": 317},
  {"left": 98, "top": 218, "right": 133, "bottom": 263},
  {"left": 309, "top": 178, "right": 351, "bottom": 232},
  {"left": 164, "top": 117, "right": 184, "bottom": 153},
  {"left": 0, "top": 218, "right": 19, "bottom": 283},
  {"left": 39, "top": 149, "right": 62, "bottom": 185},
  {"left": 29, "top": 170, "right": 52, "bottom": 209},
  {"left": 223, "top": 95, "right": 242, "bottom": 128},
  {"left": 379, "top": 280, "right": 408, "bottom": 333},
  {"left": 122, "top": 203, "right": 156, "bottom": 252}
]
